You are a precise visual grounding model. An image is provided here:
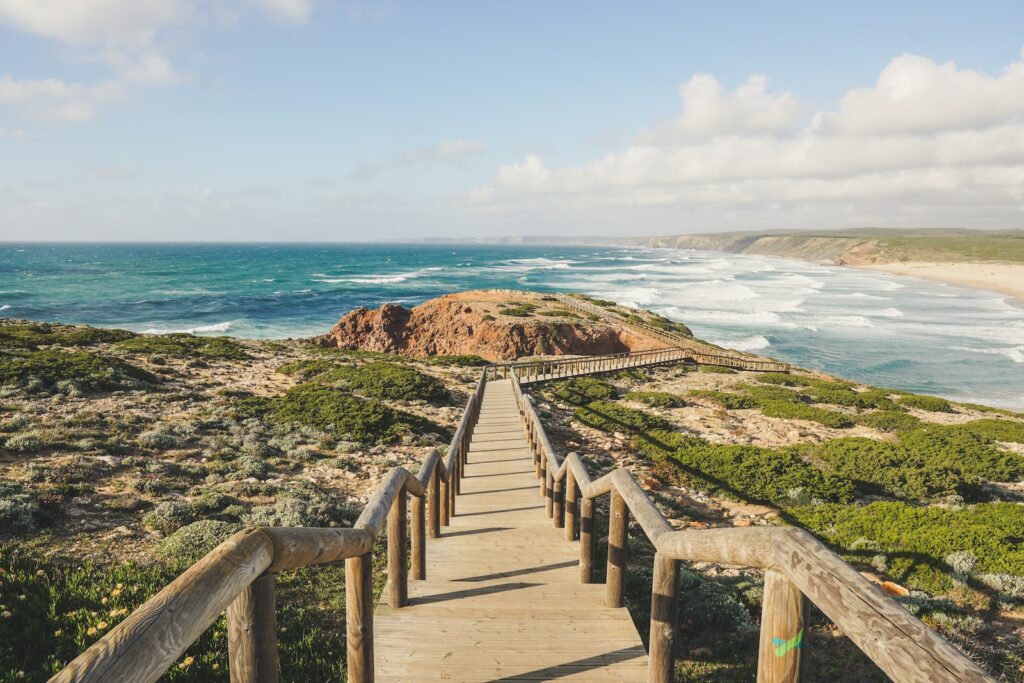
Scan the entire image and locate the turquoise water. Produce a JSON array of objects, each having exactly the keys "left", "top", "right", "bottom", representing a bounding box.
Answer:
[{"left": 2, "top": 242, "right": 1022, "bottom": 409}]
